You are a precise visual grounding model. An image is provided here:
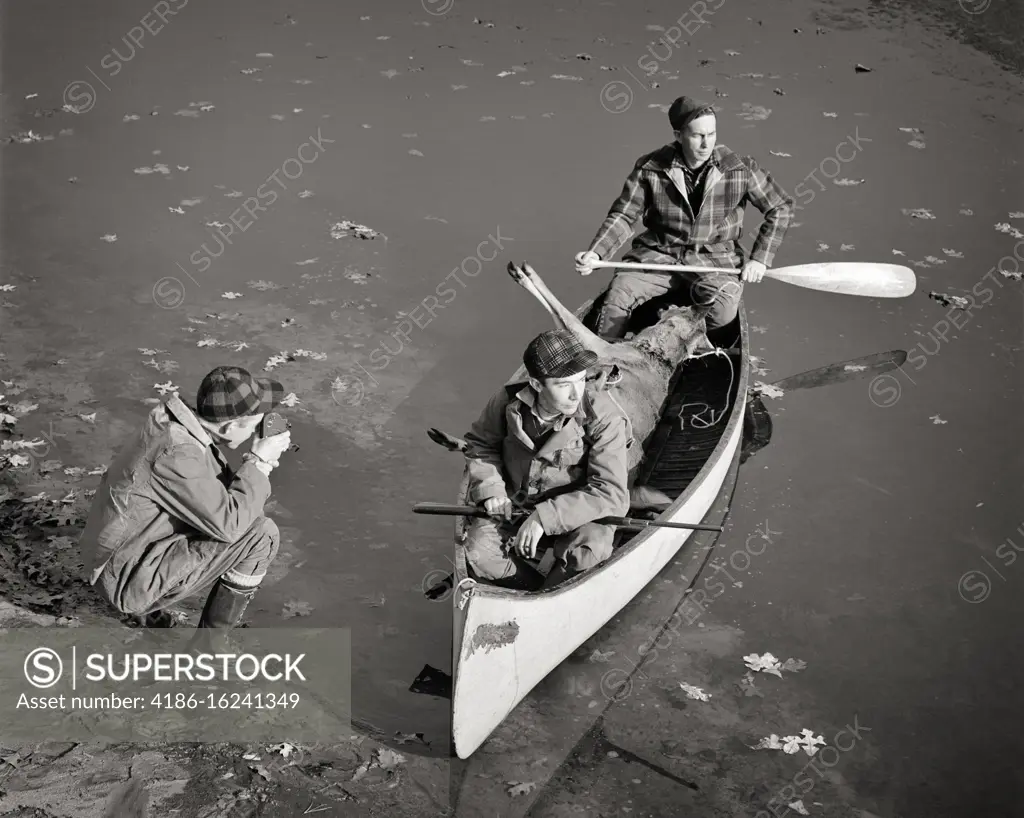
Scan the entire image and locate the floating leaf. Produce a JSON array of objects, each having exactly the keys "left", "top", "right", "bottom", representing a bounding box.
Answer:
[
  {"left": 744, "top": 652, "right": 783, "bottom": 676},
  {"left": 738, "top": 103, "right": 771, "bottom": 121},
  {"left": 679, "top": 683, "right": 711, "bottom": 701},
  {"left": 929, "top": 291, "right": 970, "bottom": 309},
  {"left": 752, "top": 382, "right": 784, "bottom": 400},
  {"left": 282, "top": 599, "right": 313, "bottom": 618}
]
